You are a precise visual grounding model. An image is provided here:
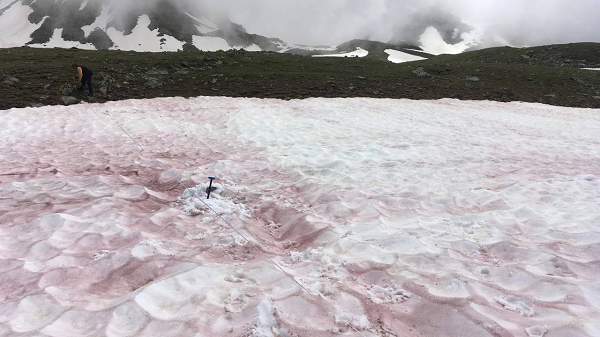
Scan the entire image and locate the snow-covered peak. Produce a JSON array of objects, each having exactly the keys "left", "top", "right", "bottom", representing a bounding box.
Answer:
[{"left": 419, "top": 26, "right": 483, "bottom": 55}]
